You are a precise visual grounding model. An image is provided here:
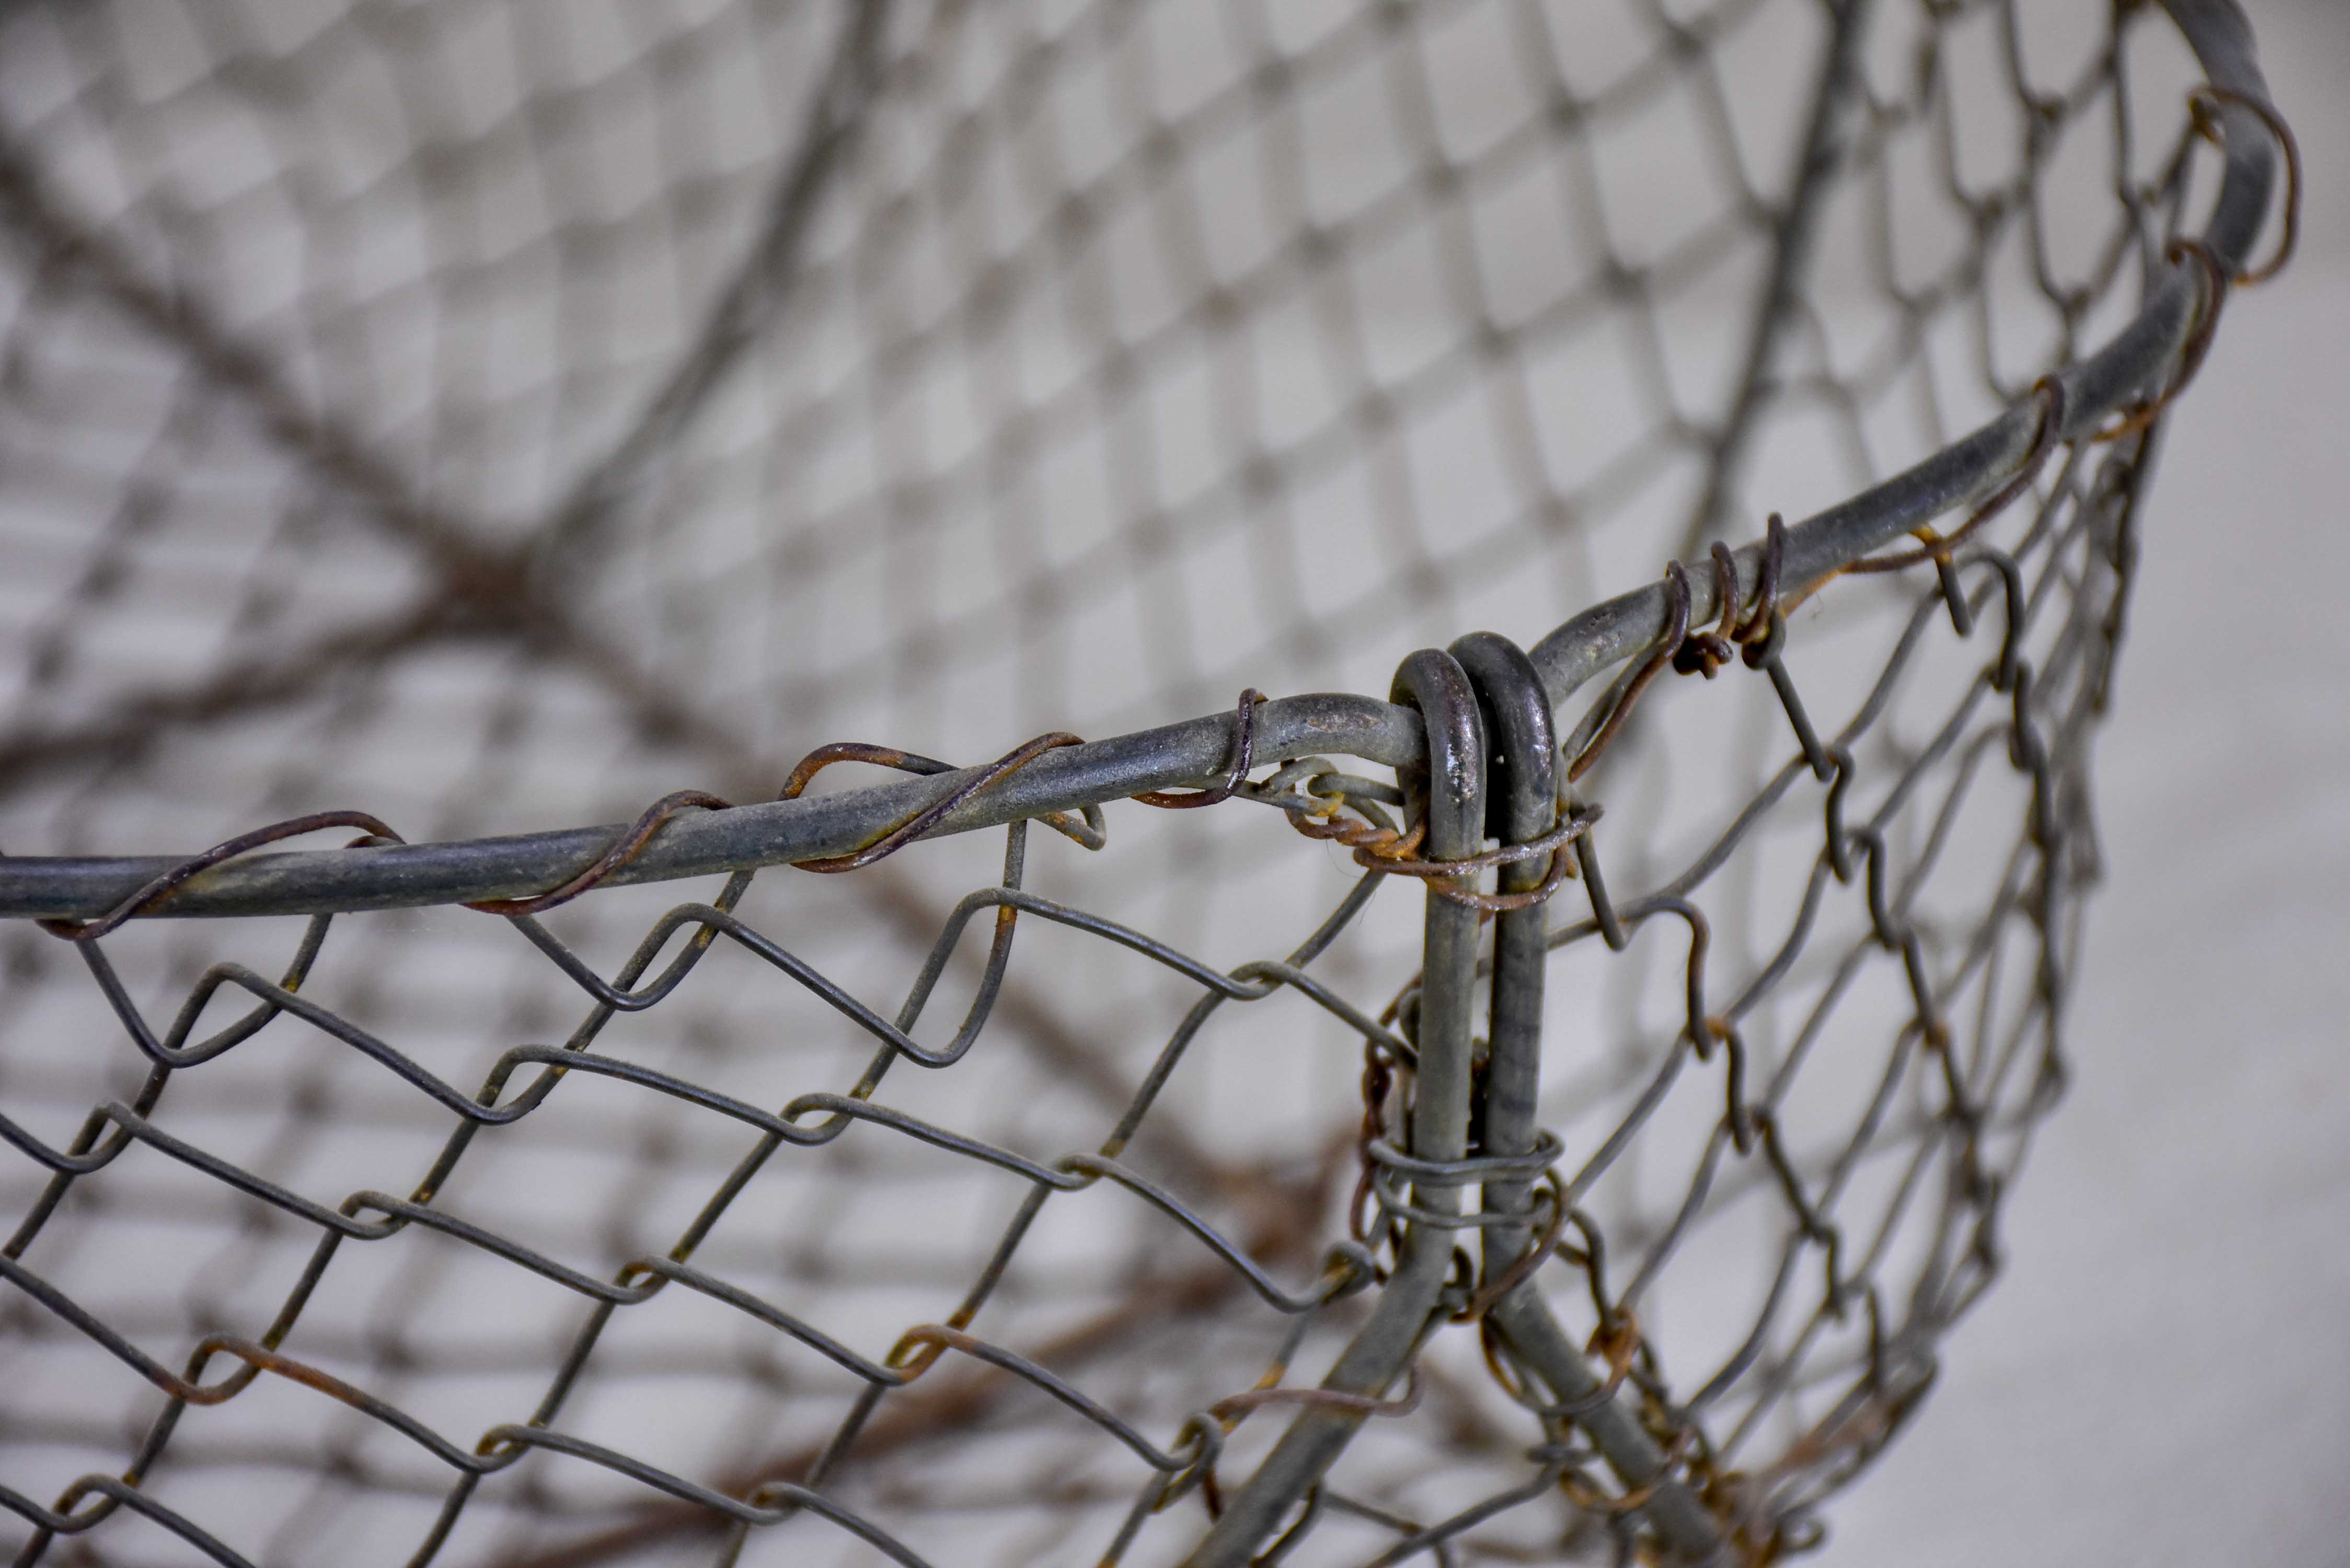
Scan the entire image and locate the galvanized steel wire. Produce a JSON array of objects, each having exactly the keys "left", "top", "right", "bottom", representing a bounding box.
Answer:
[{"left": 0, "top": 1, "right": 2293, "bottom": 1564}]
